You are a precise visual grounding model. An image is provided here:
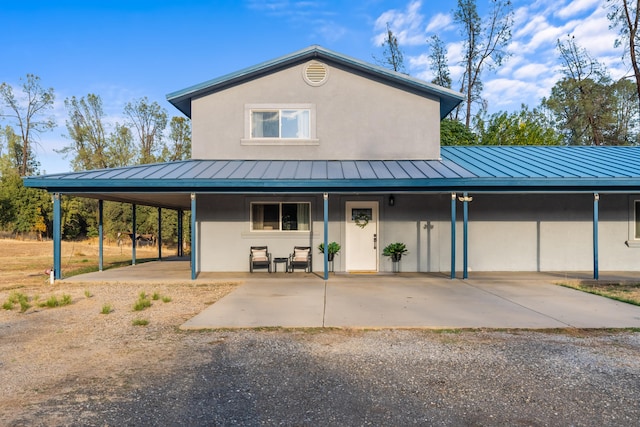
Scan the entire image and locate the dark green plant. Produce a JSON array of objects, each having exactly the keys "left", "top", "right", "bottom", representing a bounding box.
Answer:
[
  {"left": 317, "top": 242, "right": 341, "bottom": 255},
  {"left": 382, "top": 242, "right": 408, "bottom": 257}
]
